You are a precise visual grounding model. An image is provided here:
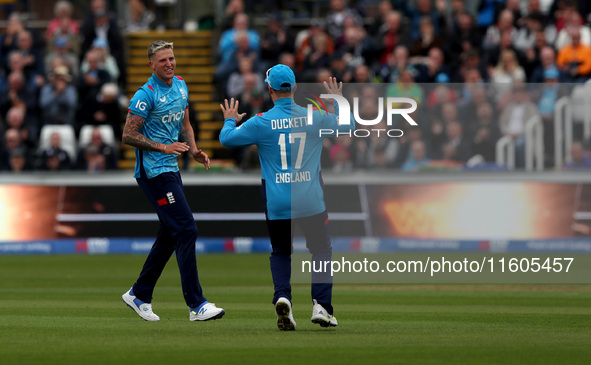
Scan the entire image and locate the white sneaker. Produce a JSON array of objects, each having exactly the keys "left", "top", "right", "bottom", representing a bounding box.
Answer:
[
  {"left": 190, "top": 301, "right": 225, "bottom": 321},
  {"left": 122, "top": 288, "right": 160, "bottom": 321},
  {"left": 311, "top": 299, "right": 337, "bottom": 327},
  {"left": 275, "top": 297, "right": 296, "bottom": 331}
]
